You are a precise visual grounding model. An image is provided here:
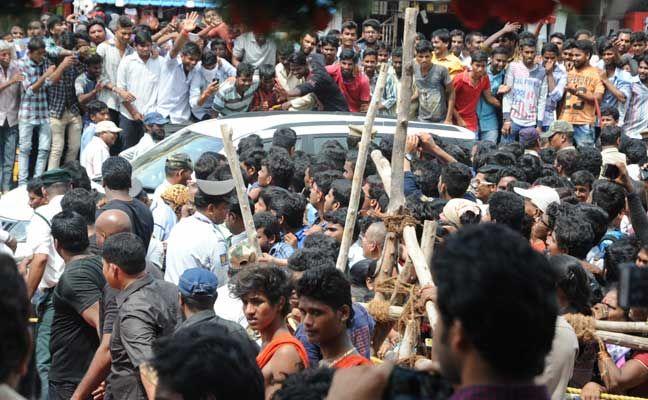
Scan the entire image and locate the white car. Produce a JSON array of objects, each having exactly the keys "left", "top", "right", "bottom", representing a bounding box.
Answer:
[
  {"left": 0, "top": 186, "right": 34, "bottom": 261},
  {"left": 132, "top": 111, "right": 476, "bottom": 192}
]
